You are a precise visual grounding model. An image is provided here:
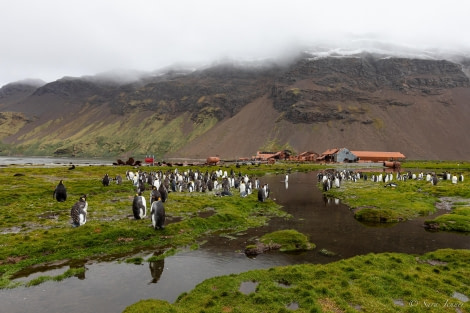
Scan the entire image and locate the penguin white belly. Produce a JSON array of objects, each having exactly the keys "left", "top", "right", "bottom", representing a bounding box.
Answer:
[
  {"left": 79, "top": 213, "right": 86, "bottom": 225},
  {"left": 151, "top": 214, "right": 156, "bottom": 228}
]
